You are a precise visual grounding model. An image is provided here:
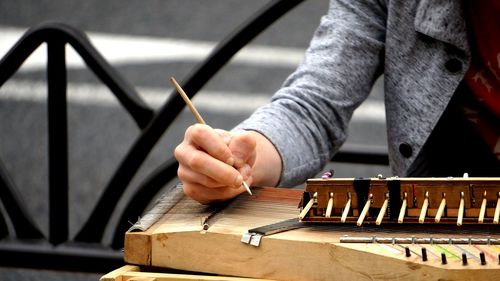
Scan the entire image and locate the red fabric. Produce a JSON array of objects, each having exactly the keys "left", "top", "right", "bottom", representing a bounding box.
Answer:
[
  {"left": 465, "top": 0, "right": 500, "bottom": 116},
  {"left": 463, "top": 1, "right": 500, "bottom": 160}
]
